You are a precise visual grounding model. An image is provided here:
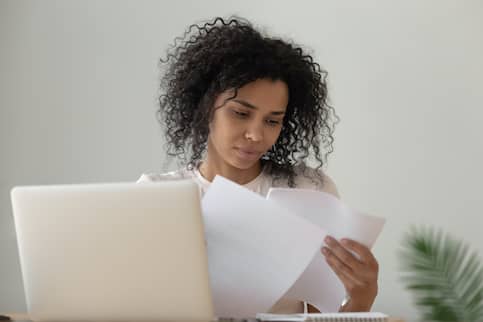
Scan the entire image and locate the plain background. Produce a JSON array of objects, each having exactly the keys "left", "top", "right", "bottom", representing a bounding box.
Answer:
[{"left": 1, "top": 0, "right": 482, "bottom": 320}]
